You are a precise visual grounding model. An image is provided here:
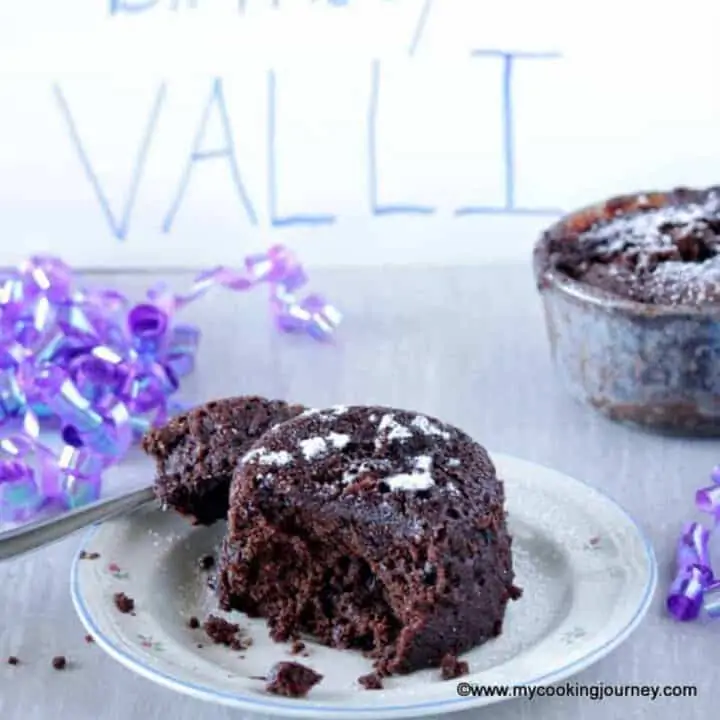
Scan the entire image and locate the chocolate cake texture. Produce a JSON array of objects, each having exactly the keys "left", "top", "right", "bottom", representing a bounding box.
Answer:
[
  {"left": 217, "top": 404, "right": 520, "bottom": 675},
  {"left": 534, "top": 188, "right": 720, "bottom": 435},
  {"left": 264, "top": 661, "right": 323, "bottom": 698},
  {"left": 539, "top": 187, "right": 720, "bottom": 306},
  {"left": 142, "top": 396, "right": 304, "bottom": 524}
]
